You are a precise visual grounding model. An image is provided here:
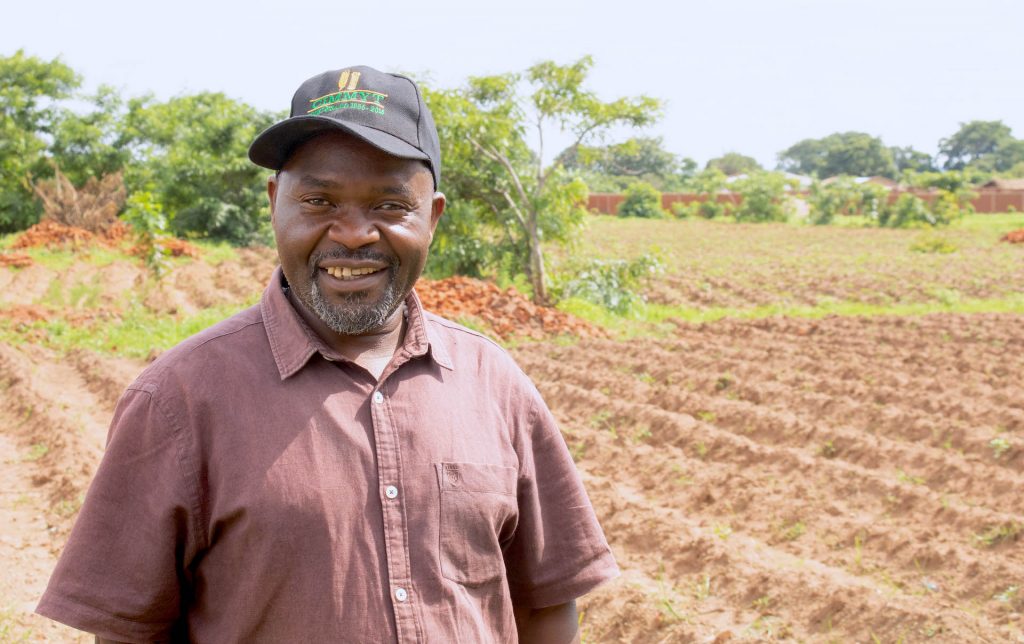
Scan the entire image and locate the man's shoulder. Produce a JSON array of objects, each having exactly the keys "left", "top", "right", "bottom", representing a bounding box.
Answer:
[
  {"left": 420, "top": 309, "right": 538, "bottom": 387},
  {"left": 132, "top": 304, "right": 267, "bottom": 390}
]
